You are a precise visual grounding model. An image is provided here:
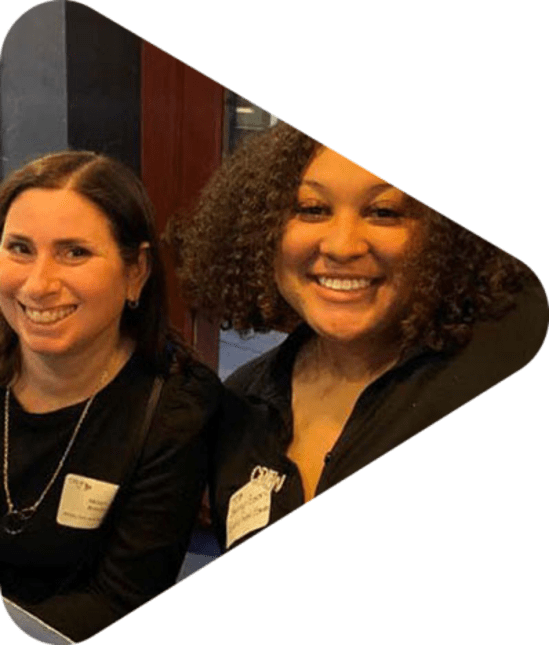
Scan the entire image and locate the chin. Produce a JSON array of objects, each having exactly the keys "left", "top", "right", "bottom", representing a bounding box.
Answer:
[
  {"left": 310, "top": 312, "right": 399, "bottom": 348},
  {"left": 18, "top": 333, "right": 78, "bottom": 357},
  {"left": 22, "top": 344, "right": 73, "bottom": 358},
  {"left": 313, "top": 323, "right": 375, "bottom": 346}
]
